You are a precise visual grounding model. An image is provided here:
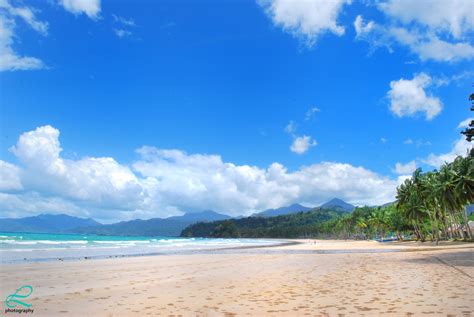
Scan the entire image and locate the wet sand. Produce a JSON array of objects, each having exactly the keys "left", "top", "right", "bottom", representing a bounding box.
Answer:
[{"left": 1, "top": 240, "right": 473, "bottom": 316}]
